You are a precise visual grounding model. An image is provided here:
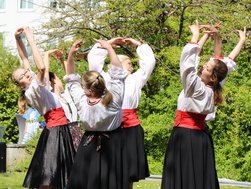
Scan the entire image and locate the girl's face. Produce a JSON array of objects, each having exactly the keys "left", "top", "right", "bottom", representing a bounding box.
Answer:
[
  {"left": 122, "top": 59, "right": 133, "bottom": 74},
  {"left": 198, "top": 60, "right": 216, "bottom": 85},
  {"left": 13, "top": 68, "right": 34, "bottom": 89}
]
